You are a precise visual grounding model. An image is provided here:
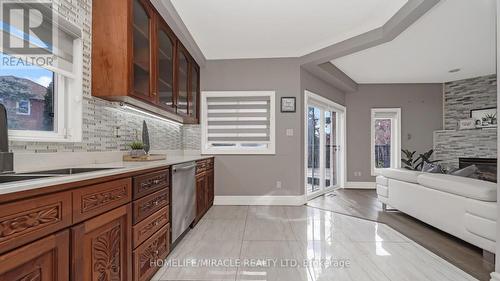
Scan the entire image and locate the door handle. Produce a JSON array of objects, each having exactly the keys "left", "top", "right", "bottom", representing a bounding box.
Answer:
[{"left": 173, "top": 164, "right": 196, "bottom": 172}]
